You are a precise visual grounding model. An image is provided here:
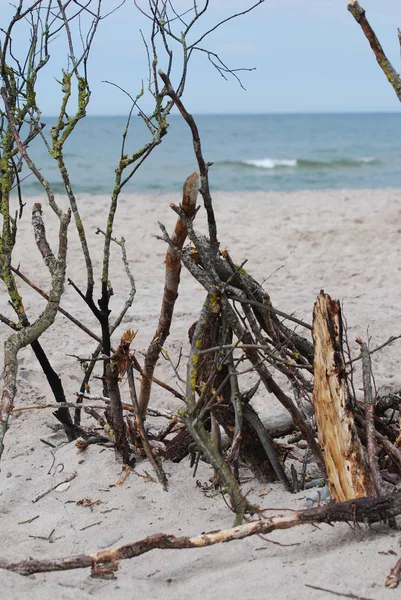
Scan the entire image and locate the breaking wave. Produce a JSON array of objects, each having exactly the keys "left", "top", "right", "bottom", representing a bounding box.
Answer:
[{"left": 219, "top": 156, "right": 381, "bottom": 170}]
